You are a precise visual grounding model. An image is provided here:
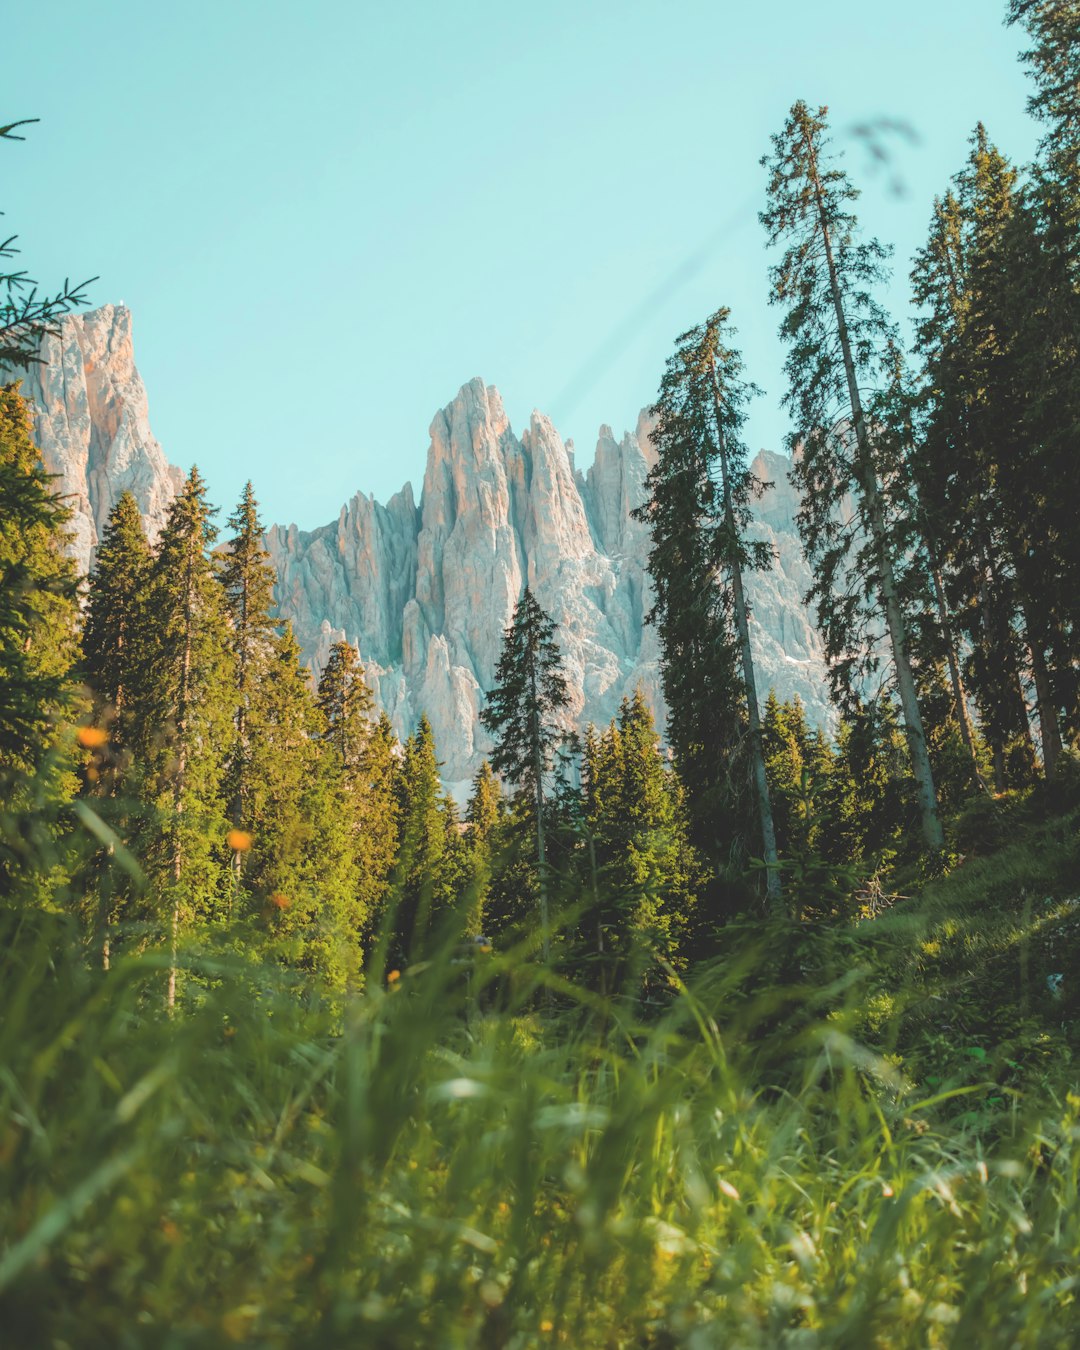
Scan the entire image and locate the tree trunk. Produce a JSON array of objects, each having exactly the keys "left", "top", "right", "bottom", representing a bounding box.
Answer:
[
  {"left": 710, "top": 360, "right": 784, "bottom": 913},
  {"left": 804, "top": 131, "right": 945, "bottom": 851},
  {"left": 1019, "top": 592, "right": 1063, "bottom": 779}
]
